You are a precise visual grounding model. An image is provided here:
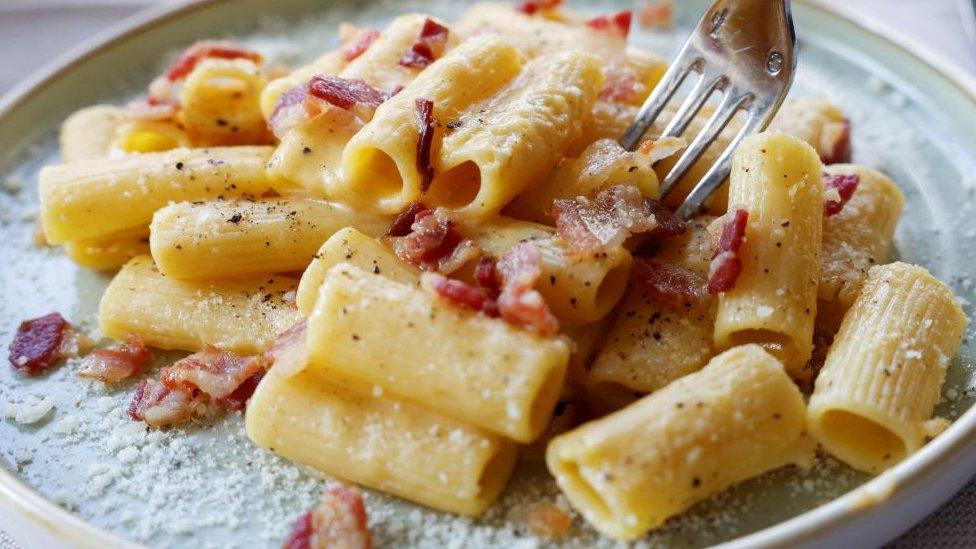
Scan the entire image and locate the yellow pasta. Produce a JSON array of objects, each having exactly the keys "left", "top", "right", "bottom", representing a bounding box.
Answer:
[
  {"left": 246, "top": 348, "right": 517, "bottom": 516},
  {"left": 149, "top": 198, "right": 390, "bottom": 279},
  {"left": 427, "top": 51, "right": 601, "bottom": 218},
  {"left": 505, "top": 138, "right": 660, "bottom": 224},
  {"left": 336, "top": 35, "right": 522, "bottom": 214},
  {"left": 304, "top": 263, "right": 570, "bottom": 442},
  {"left": 40, "top": 146, "right": 277, "bottom": 244},
  {"left": 767, "top": 99, "right": 849, "bottom": 163},
  {"left": 179, "top": 58, "right": 272, "bottom": 146},
  {"left": 808, "top": 262, "right": 967, "bottom": 473},
  {"left": 588, "top": 216, "right": 717, "bottom": 394},
  {"left": 114, "top": 119, "right": 192, "bottom": 154},
  {"left": 713, "top": 133, "right": 824, "bottom": 382},
  {"left": 99, "top": 255, "right": 299, "bottom": 354},
  {"left": 59, "top": 105, "right": 126, "bottom": 163},
  {"left": 462, "top": 217, "right": 633, "bottom": 326},
  {"left": 63, "top": 228, "right": 150, "bottom": 271},
  {"left": 548, "top": 344, "right": 814, "bottom": 540},
  {"left": 818, "top": 164, "right": 905, "bottom": 328},
  {"left": 259, "top": 50, "right": 347, "bottom": 119},
  {"left": 295, "top": 227, "right": 419, "bottom": 316}
]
